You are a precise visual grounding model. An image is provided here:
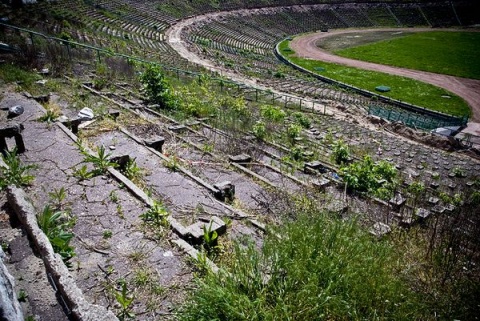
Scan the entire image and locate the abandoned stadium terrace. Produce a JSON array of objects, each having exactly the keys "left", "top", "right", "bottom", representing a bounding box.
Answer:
[{"left": 1, "top": 0, "right": 480, "bottom": 320}]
